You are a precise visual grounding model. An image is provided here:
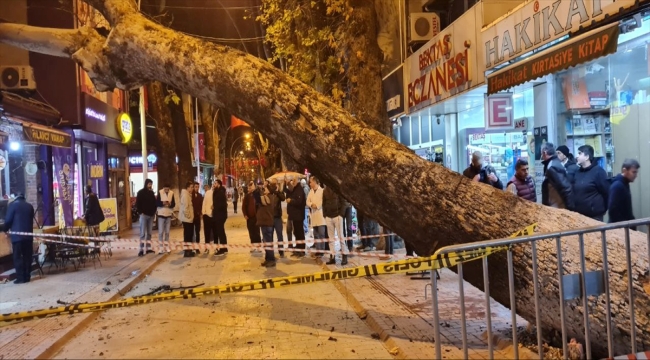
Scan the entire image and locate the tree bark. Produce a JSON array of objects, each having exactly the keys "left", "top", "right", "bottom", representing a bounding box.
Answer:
[
  {"left": 145, "top": 81, "right": 178, "bottom": 190},
  {"left": 199, "top": 100, "right": 217, "bottom": 166},
  {"left": 167, "top": 90, "right": 194, "bottom": 185},
  {"left": 1, "top": 7, "right": 649, "bottom": 356},
  {"left": 343, "top": 0, "right": 390, "bottom": 135}
]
